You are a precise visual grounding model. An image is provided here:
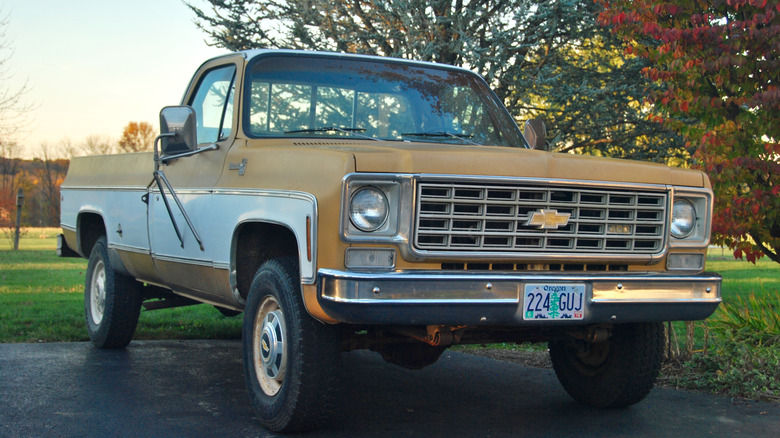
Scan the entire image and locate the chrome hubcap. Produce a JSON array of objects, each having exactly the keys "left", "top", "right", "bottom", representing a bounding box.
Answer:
[
  {"left": 253, "top": 296, "right": 287, "bottom": 396},
  {"left": 89, "top": 260, "right": 106, "bottom": 325}
]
